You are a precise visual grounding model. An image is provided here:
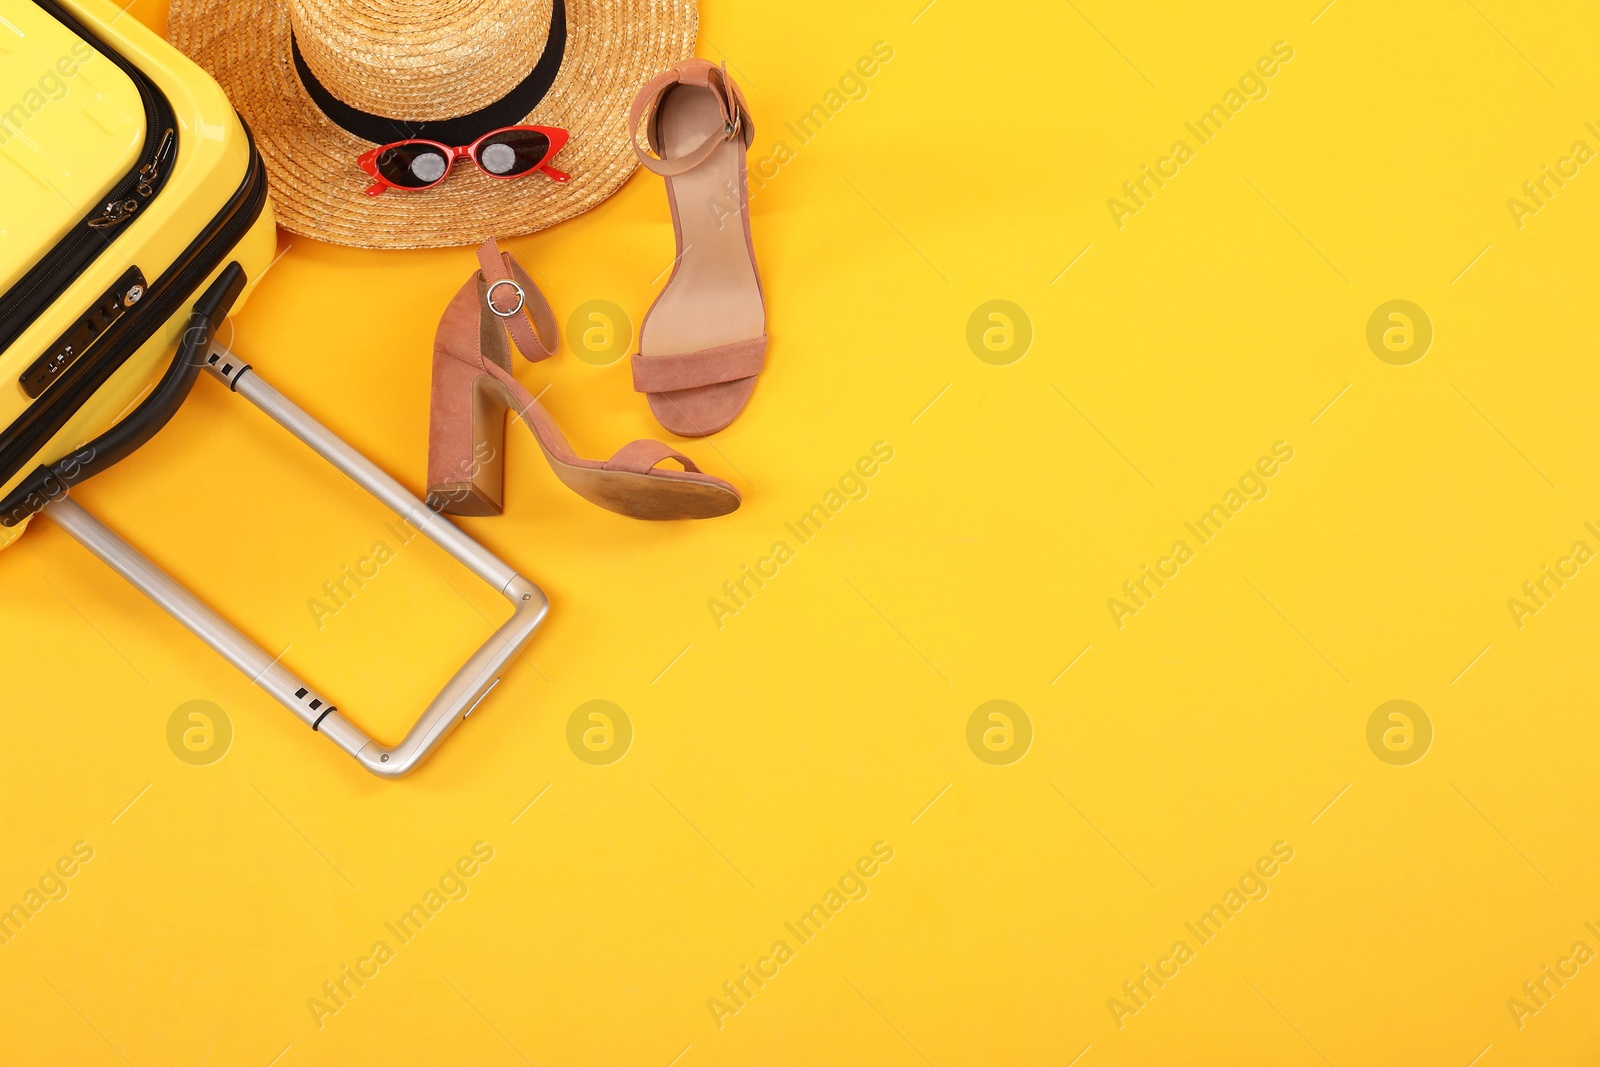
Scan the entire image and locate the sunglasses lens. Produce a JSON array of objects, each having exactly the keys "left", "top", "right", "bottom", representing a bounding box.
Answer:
[
  {"left": 375, "top": 142, "right": 450, "bottom": 188},
  {"left": 474, "top": 129, "right": 551, "bottom": 176}
]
